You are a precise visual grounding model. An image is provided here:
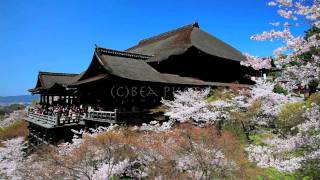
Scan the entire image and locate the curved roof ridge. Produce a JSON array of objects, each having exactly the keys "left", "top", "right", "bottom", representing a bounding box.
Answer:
[
  {"left": 39, "top": 71, "right": 79, "bottom": 76},
  {"left": 96, "top": 47, "right": 153, "bottom": 60},
  {"left": 126, "top": 22, "right": 199, "bottom": 51}
]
